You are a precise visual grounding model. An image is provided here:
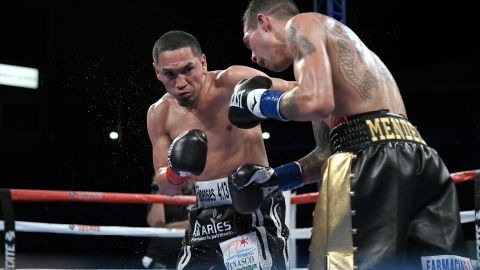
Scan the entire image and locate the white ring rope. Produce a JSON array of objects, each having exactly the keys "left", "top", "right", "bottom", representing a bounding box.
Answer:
[
  {"left": 1, "top": 210, "right": 474, "bottom": 239},
  {"left": 0, "top": 220, "right": 184, "bottom": 237}
]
